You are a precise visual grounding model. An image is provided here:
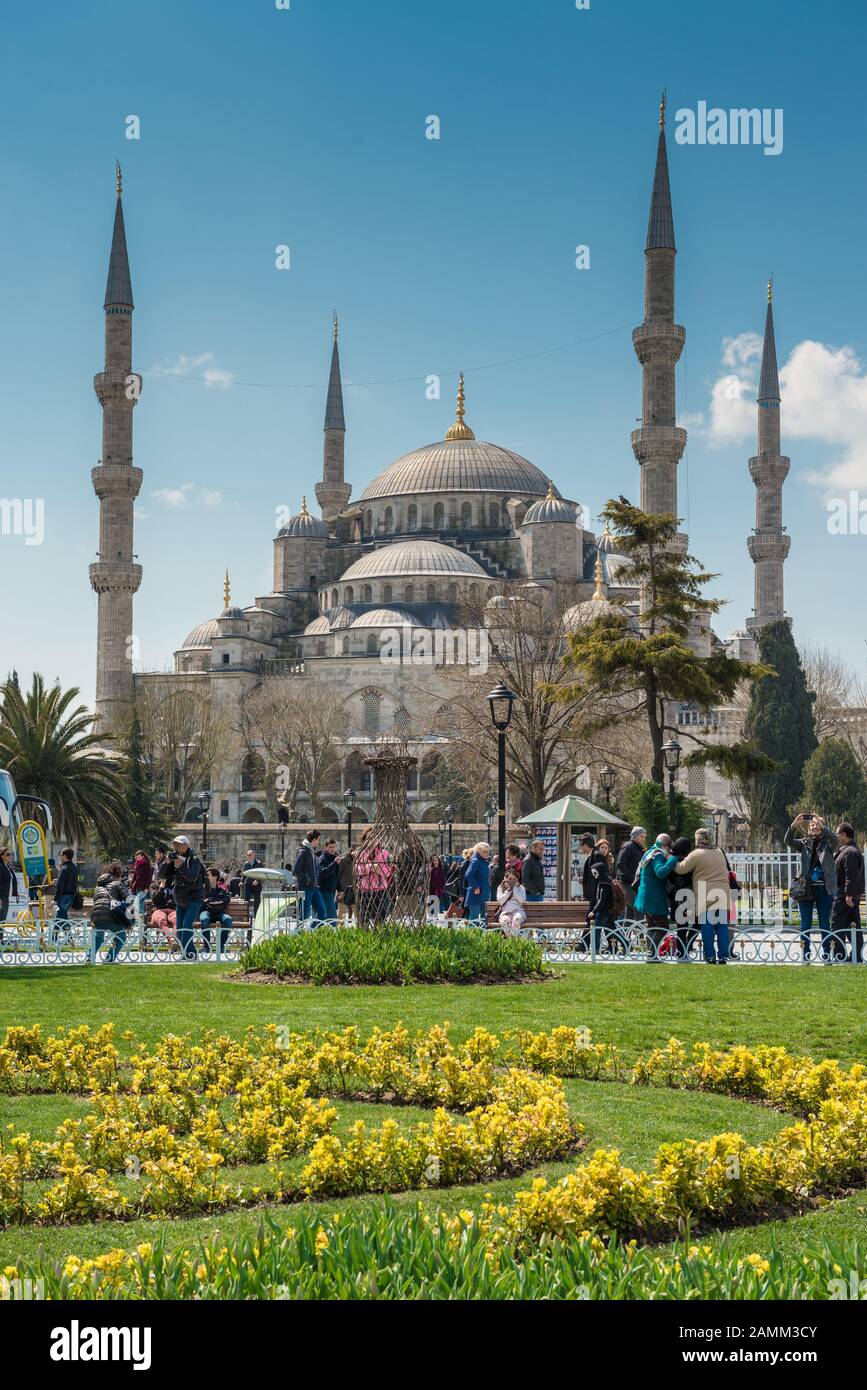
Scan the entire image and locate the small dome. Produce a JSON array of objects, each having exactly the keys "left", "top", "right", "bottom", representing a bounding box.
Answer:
[
  {"left": 304, "top": 615, "right": 332, "bottom": 636},
  {"left": 728, "top": 627, "right": 749, "bottom": 639},
  {"left": 180, "top": 618, "right": 219, "bottom": 649},
  {"left": 340, "top": 539, "right": 486, "bottom": 582},
  {"left": 278, "top": 497, "right": 328, "bottom": 538},
  {"left": 596, "top": 523, "right": 623, "bottom": 554},
  {"left": 327, "top": 605, "right": 355, "bottom": 630},
  {"left": 350, "top": 606, "right": 419, "bottom": 629},
  {"left": 522, "top": 484, "right": 577, "bottom": 525},
  {"left": 219, "top": 605, "right": 246, "bottom": 620}
]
